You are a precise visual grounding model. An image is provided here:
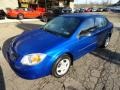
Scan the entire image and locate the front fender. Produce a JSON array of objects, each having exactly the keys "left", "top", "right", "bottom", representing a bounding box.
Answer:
[{"left": 46, "top": 48, "right": 71, "bottom": 73}]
